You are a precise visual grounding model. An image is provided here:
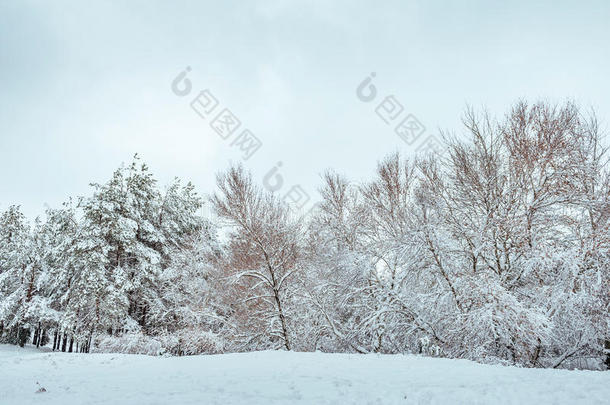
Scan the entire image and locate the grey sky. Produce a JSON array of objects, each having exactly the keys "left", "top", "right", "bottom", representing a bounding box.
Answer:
[{"left": 1, "top": 0, "right": 609, "bottom": 218}]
